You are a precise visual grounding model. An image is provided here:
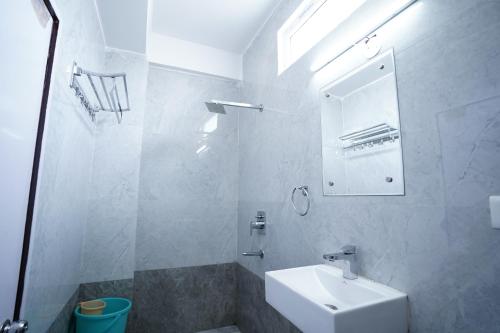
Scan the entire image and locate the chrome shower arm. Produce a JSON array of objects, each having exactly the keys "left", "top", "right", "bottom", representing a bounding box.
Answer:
[
  {"left": 210, "top": 100, "right": 263, "bottom": 111},
  {"left": 205, "top": 99, "right": 264, "bottom": 113}
]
